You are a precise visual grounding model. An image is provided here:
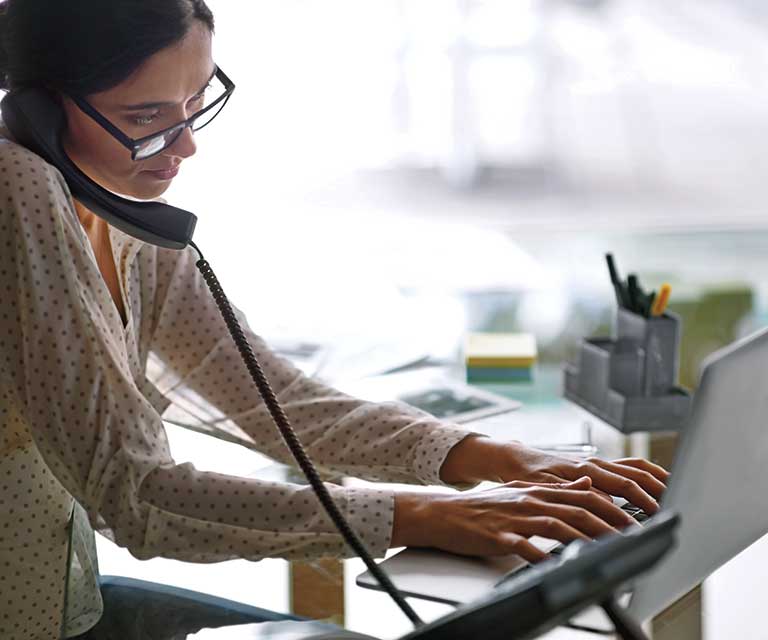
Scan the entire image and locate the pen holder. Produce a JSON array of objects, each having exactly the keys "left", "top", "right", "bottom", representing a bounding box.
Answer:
[{"left": 563, "top": 309, "right": 692, "bottom": 433}]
